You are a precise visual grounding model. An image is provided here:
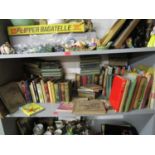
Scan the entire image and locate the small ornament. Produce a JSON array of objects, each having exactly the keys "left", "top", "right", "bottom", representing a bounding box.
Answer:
[
  {"left": 0, "top": 42, "right": 15, "bottom": 54},
  {"left": 54, "top": 129, "right": 62, "bottom": 135},
  {"left": 33, "top": 123, "right": 44, "bottom": 135}
]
